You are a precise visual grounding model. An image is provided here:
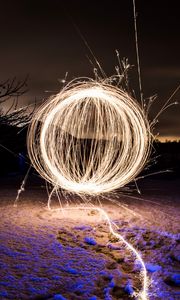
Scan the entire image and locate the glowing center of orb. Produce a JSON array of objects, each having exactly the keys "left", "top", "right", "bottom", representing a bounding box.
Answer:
[{"left": 28, "top": 80, "right": 151, "bottom": 195}]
